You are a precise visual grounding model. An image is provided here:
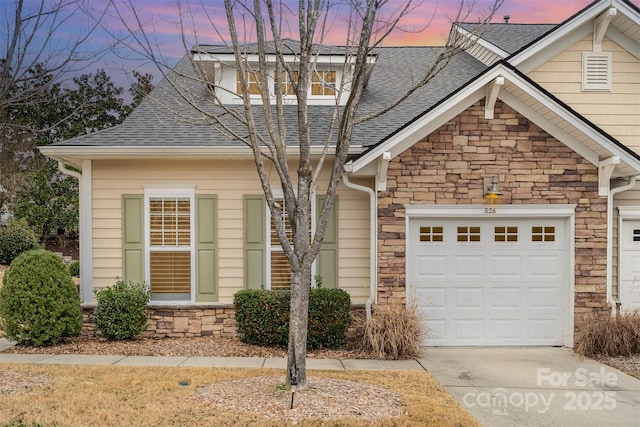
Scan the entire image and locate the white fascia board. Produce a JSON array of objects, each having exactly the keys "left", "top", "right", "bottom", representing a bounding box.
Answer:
[
  {"left": 40, "top": 145, "right": 358, "bottom": 168},
  {"left": 607, "top": 26, "right": 640, "bottom": 59},
  {"left": 510, "top": 2, "right": 610, "bottom": 67},
  {"left": 194, "top": 53, "right": 374, "bottom": 65},
  {"left": 455, "top": 26, "right": 509, "bottom": 59}
]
